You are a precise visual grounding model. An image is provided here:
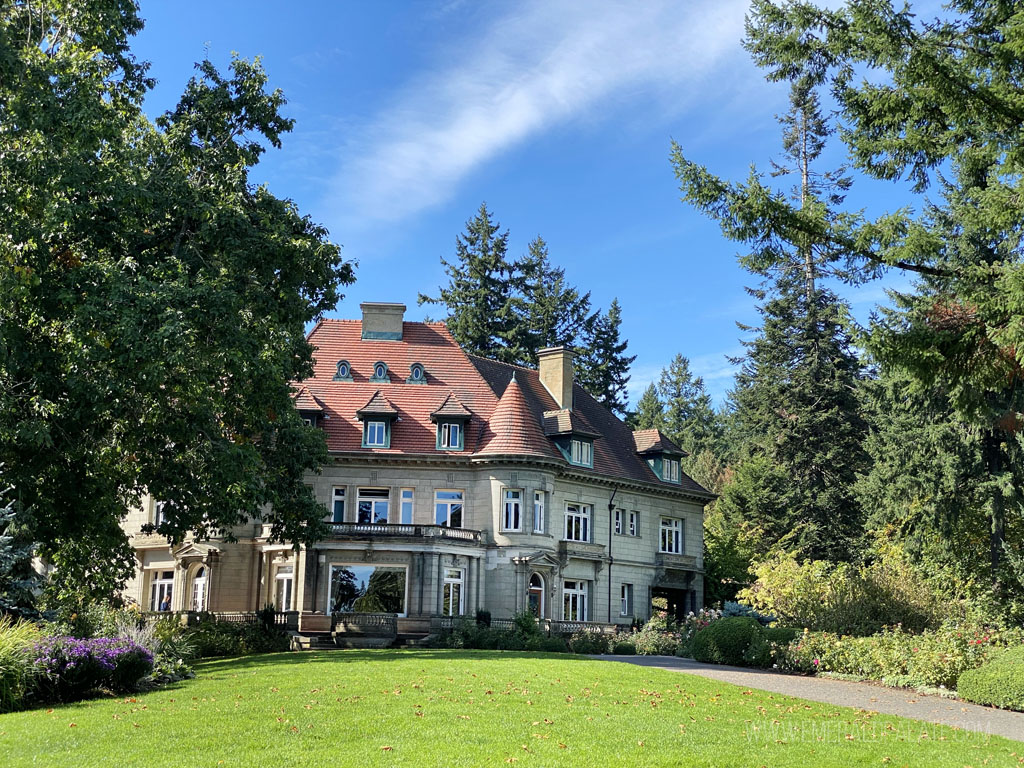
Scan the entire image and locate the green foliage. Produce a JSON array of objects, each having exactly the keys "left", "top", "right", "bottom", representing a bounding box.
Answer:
[
  {"left": 0, "top": 616, "right": 41, "bottom": 712},
  {"left": 475, "top": 609, "right": 491, "bottom": 628},
  {"left": 957, "top": 646, "right": 1024, "bottom": 712},
  {"left": 657, "top": 354, "right": 723, "bottom": 459},
  {"left": 0, "top": 1, "right": 352, "bottom": 602},
  {"left": 611, "top": 640, "right": 636, "bottom": 655},
  {"left": 691, "top": 617, "right": 765, "bottom": 666},
  {"left": 630, "top": 615, "right": 681, "bottom": 656},
  {"left": 0, "top": 469, "right": 38, "bottom": 618},
  {"left": 574, "top": 299, "right": 636, "bottom": 416},
  {"left": 778, "top": 621, "right": 1024, "bottom": 691},
  {"left": 184, "top": 618, "right": 289, "bottom": 658},
  {"left": 629, "top": 383, "right": 664, "bottom": 431},
  {"left": 740, "top": 550, "right": 946, "bottom": 636},
  {"left": 567, "top": 629, "right": 609, "bottom": 655}
]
